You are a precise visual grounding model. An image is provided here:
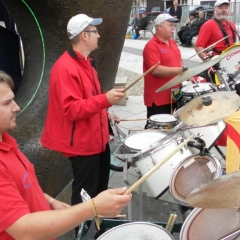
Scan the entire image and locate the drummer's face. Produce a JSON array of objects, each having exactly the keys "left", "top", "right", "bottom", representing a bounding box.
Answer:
[
  {"left": 214, "top": 4, "right": 229, "bottom": 21},
  {"left": 159, "top": 21, "right": 175, "bottom": 38}
]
